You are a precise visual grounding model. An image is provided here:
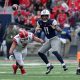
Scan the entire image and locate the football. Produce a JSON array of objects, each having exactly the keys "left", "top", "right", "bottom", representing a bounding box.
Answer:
[{"left": 12, "top": 4, "right": 18, "bottom": 10}]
